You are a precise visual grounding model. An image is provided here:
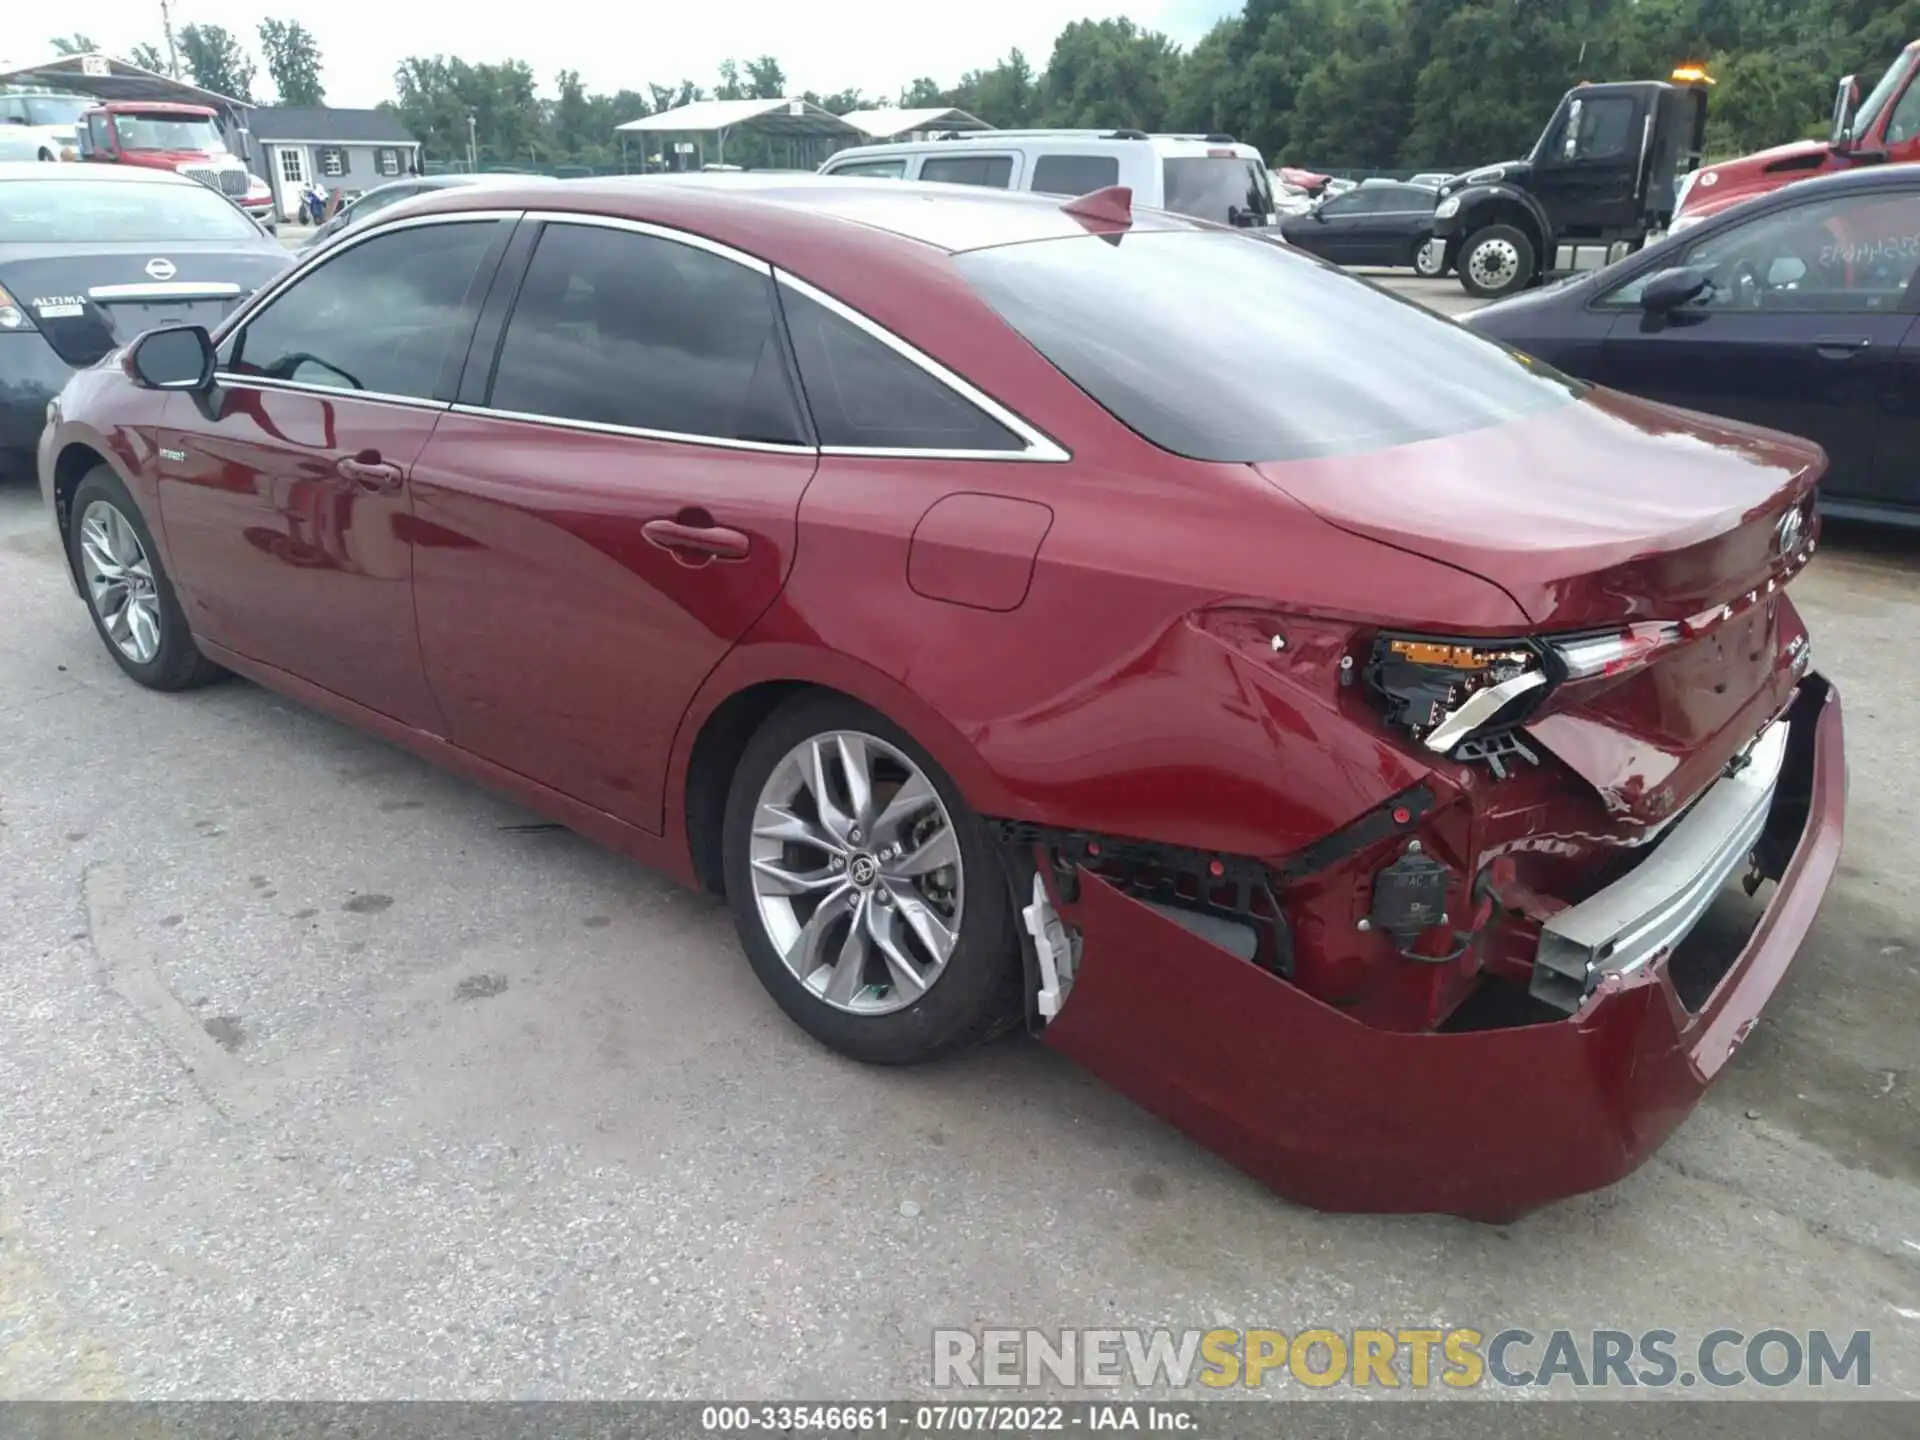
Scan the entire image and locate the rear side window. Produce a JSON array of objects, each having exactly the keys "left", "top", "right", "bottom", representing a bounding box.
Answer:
[
  {"left": 919, "top": 155, "right": 1014, "bottom": 188},
  {"left": 827, "top": 158, "right": 907, "bottom": 179},
  {"left": 956, "top": 230, "right": 1580, "bottom": 463},
  {"left": 1031, "top": 154, "right": 1119, "bottom": 196},
  {"left": 1161, "top": 158, "right": 1274, "bottom": 226},
  {"left": 778, "top": 283, "right": 1024, "bottom": 452},
  {"left": 230, "top": 220, "right": 501, "bottom": 400},
  {"left": 488, "top": 223, "right": 806, "bottom": 445}
]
